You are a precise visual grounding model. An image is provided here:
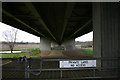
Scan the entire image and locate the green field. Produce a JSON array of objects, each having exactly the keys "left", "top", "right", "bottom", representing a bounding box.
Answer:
[
  {"left": 1, "top": 48, "right": 41, "bottom": 58},
  {"left": 0, "top": 43, "right": 41, "bottom": 58},
  {"left": 80, "top": 48, "right": 93, "bottom": 54}
]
